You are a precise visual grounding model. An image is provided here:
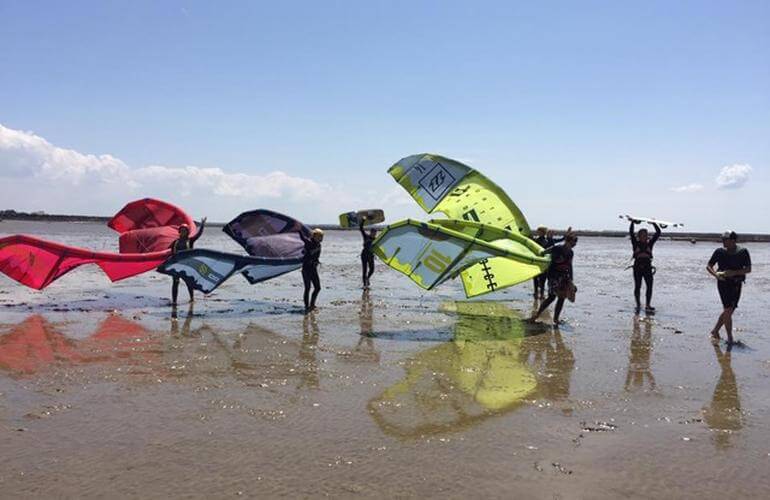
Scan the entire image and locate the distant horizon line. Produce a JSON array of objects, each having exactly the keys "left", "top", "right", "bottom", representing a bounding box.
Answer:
[{"left": 1, "top": 209, "right": 768, "bottom": 242}]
